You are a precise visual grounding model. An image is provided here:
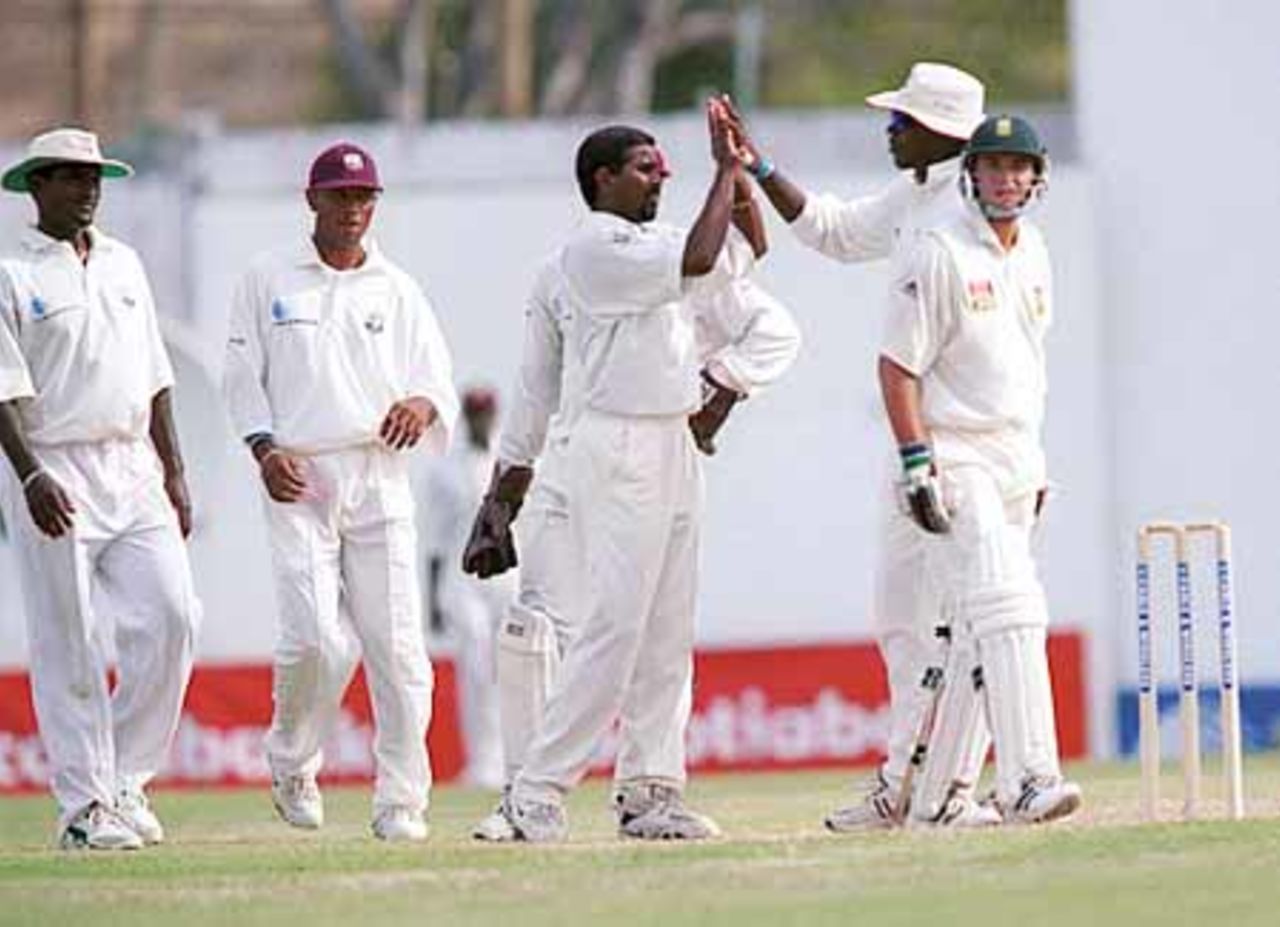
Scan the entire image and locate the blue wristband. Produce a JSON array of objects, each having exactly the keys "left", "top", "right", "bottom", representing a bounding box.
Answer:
[{"left": 750, "top": 157, "right": 776, "bottom": 182}]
